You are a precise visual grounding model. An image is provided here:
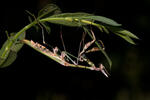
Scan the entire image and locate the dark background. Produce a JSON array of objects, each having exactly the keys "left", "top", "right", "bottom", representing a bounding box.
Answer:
[{"left": 0, "top": 0, "right": 150, "bottom": 100}]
